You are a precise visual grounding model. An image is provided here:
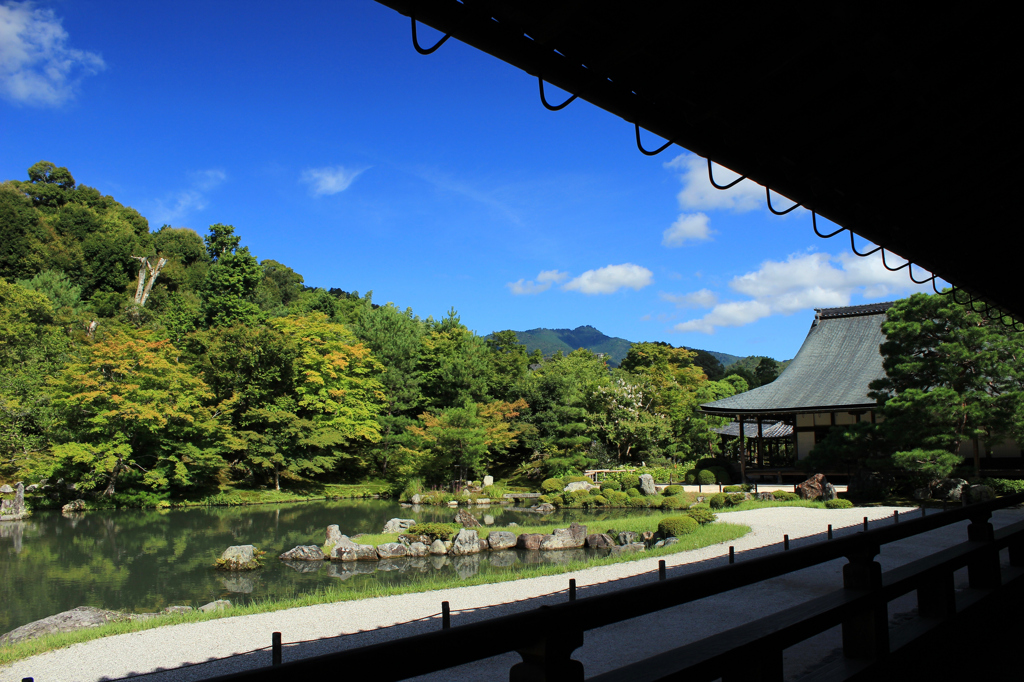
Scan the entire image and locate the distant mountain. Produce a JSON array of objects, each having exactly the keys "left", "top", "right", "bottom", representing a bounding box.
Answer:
[
  {"left": 507, "top": 327, "right": 772, "bottom": 375},
  {"left": 512, "top": 326, "right": 633, "bottom": 367}
]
